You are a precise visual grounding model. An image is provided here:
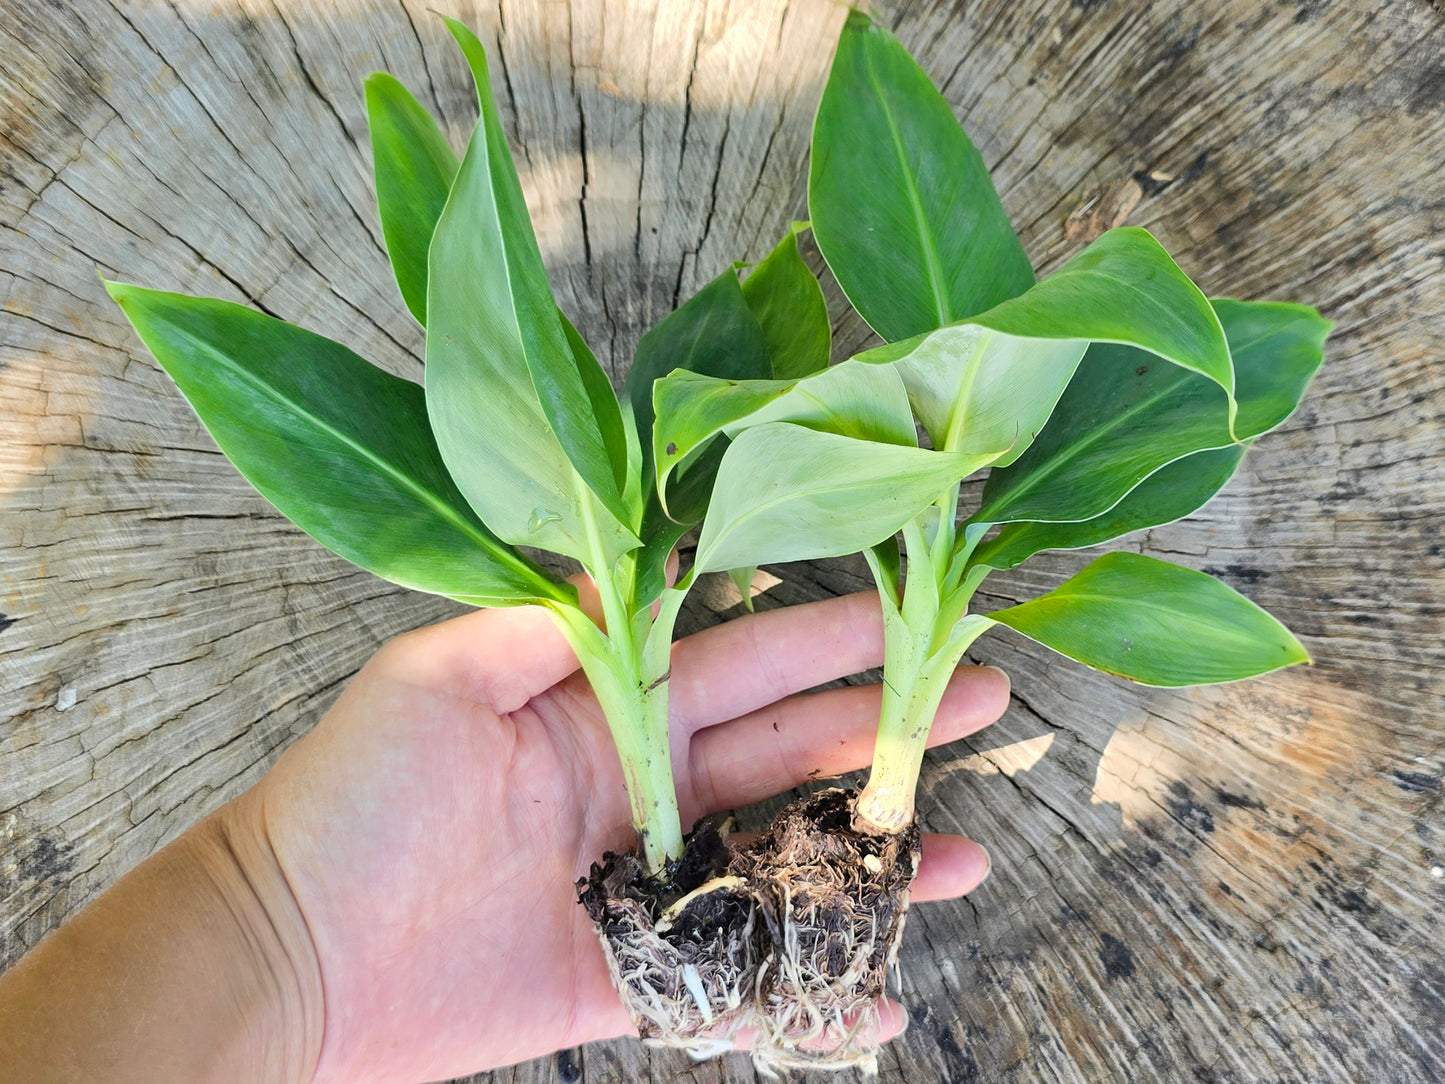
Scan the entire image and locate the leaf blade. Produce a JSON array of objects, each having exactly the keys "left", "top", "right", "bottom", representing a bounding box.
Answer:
[
  {"left": 653, "top": 359, "right": 923, "bottom": 501},
  {"left": 809, "top": 10, "right": 1034, "bottom": 341},
  {"left": 988, "top": 552, "right": 1308, "bottom": 686},
  {"left": 106, "top": 282, "right": 558, "bottom": 605},
  {"left": 364, "top": 72, "right": 459, "bottom": 325},
  {"left": 440, "top": 16, "right": 630, "bottom": 526},
  {"left": 972, "top": 297, "right": 1329, "bottom": 527},
  {"left": 970, "top": 445, "right": 1247, "bottom": 572},
  {"left": 694, "top": 423, "right": 977, "bottom": 573},
  {"left": 624, "top": 269, "right": 773, "bottom": 467},
  {"left": 740, "top": 223, "right": 831, "bottom": 379}
]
